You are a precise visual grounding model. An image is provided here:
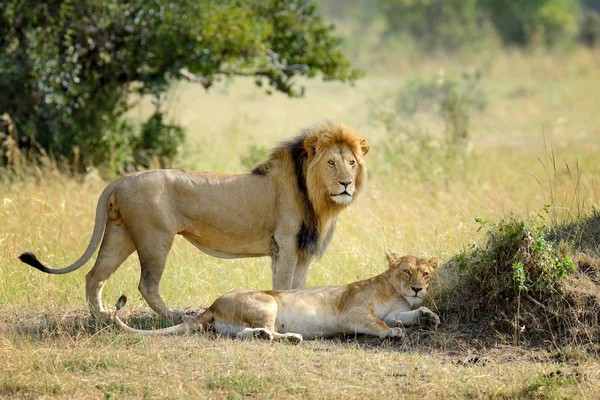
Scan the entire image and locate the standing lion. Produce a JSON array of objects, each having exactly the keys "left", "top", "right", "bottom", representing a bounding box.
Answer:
[{"left": 19, "top": 123, "right": 369, "bottom": 319}]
